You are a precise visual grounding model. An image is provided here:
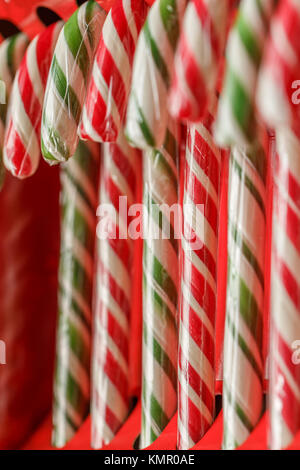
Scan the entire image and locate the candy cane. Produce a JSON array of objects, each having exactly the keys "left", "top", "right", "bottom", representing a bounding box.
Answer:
[
  {"left": 269, "top": 128, "right": 300, "bottom": 449},
  {"left": 53, "top": 140, "right": 100, "bottom": 448},
  {"left": 3, "top": 22, "right": 63, "bottom": 179},
  {"left": 222, "top": 143, "right": 267, "bottom": 449},
  {"left": 125, "top": 0, "right": 186, "bottom": 150},
  {"left": 91, "top": 130, "right": 140, "bottom": 448},
  {"left": 141, "top": 117, "right": 180, "bottom": 448},
  {"left": 0, "top": 32, "right": 28, "bottom": 187},
  {"left": 41, "top": 0, "right": 106, "bottom": 165},
  {"left": 257, "top": 0, "right": 300, "bottom": 138},
  {"left": 178, "top": 113, "right": 221, "bottom": 449},
  {"left": 79, "top": 0, "right": 147, "bottom": 143},
  {"left": 215, "top": 0, "right": 277, "bottom": 148},
  {"left": 169, "top": 0, "right": 229, "bottom": 123}
]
